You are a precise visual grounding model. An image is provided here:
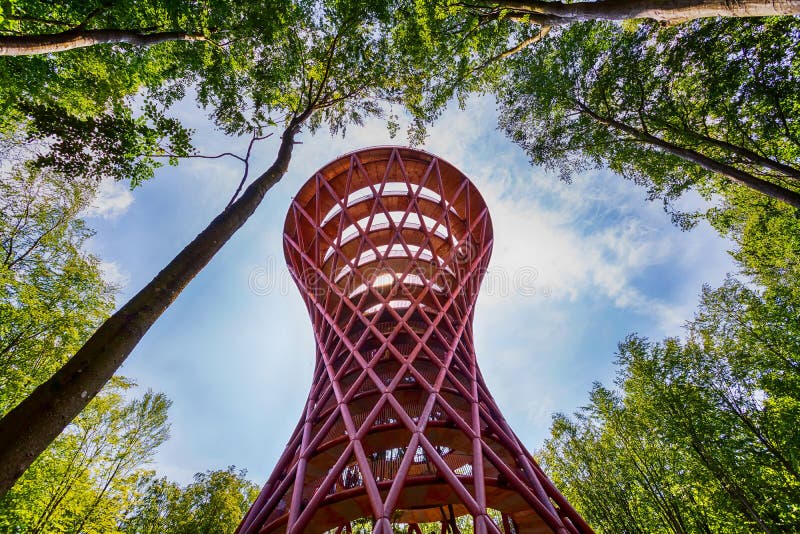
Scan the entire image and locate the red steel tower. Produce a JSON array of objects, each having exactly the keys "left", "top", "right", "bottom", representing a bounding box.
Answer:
[{"left": 237, "top": 147, "right": 592, "bottom": 534}]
